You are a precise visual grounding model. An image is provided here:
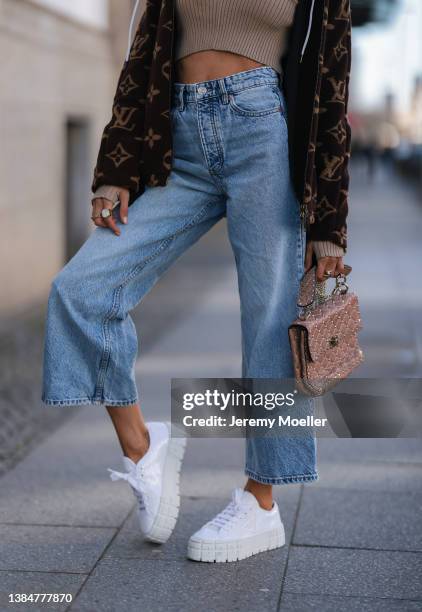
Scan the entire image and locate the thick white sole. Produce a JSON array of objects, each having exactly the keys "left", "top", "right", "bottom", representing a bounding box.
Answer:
[
  {"left": 142, "top": 424, "right": 186, "bottom": 544},
  {"left": 187, "top": 524, "right": 285, "bottom": 563}
]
